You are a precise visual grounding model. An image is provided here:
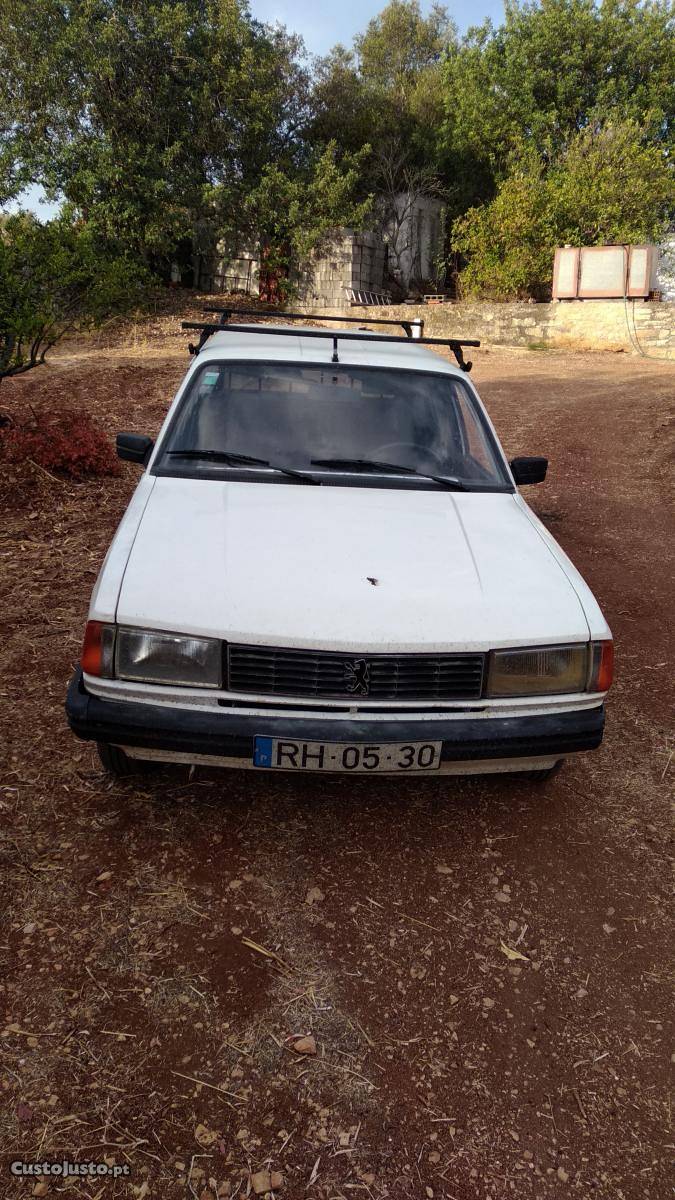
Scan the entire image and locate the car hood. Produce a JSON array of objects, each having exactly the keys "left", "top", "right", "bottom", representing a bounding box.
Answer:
[{"left": 115, "top": 478, "right": 590, "bottom": 651}]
